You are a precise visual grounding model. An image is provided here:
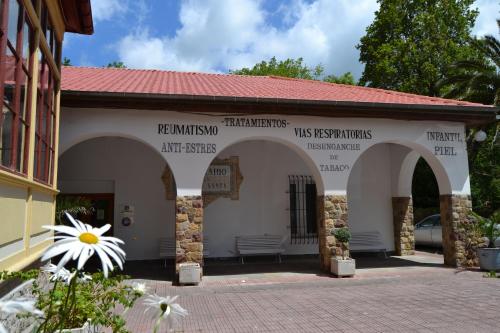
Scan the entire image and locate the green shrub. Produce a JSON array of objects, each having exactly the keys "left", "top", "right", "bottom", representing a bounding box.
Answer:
[
  {"left": 331, "top": 228, "right": 351, "bottom": 259},
  {"left": 1, "top": 270, "right": 142, "bottom": 332},
  {"left": 332, "top": 228, "right": 351, "bottom": 244},
  {"left": 471, "top": 210, "right": 500, "bottom": 248}
]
